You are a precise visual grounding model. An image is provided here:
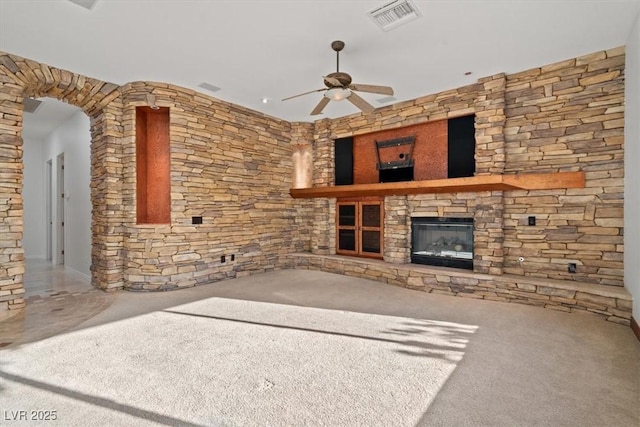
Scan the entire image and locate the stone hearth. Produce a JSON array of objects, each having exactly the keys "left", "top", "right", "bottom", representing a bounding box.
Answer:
[{"left": 284, "top": 253, "right": 632, "bottom": 325}]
